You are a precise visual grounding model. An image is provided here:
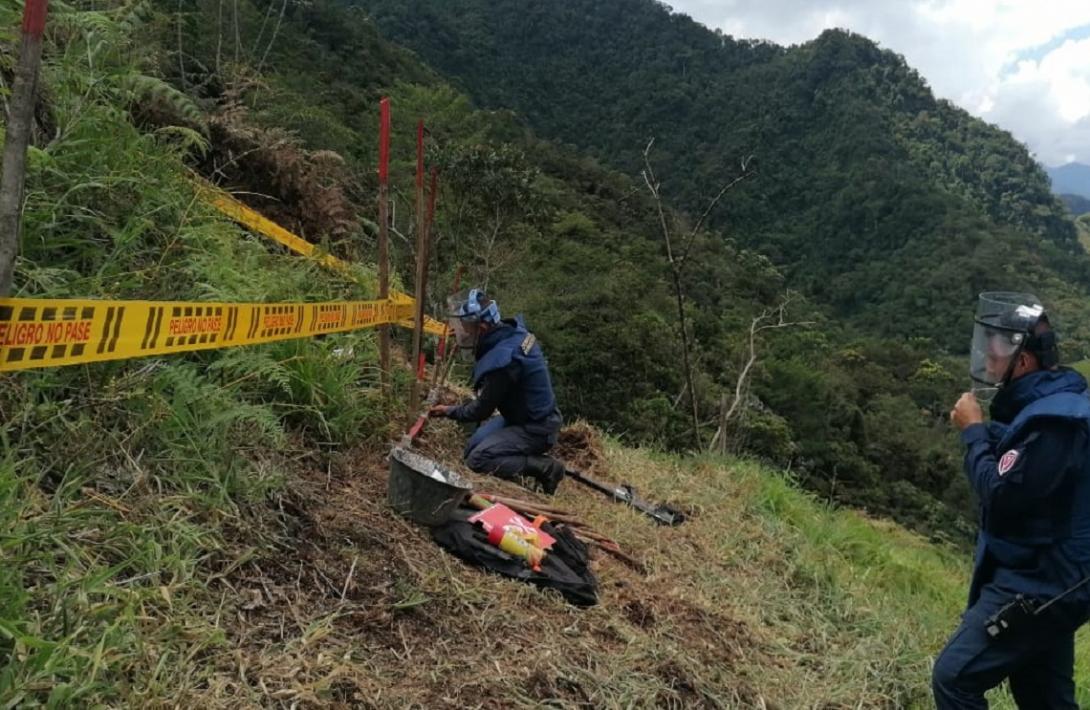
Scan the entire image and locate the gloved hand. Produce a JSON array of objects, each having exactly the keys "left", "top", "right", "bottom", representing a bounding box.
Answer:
[
  {"left": 950, "top": 392, "right": 984, "bottom": 431},
  {"left": 428, "top": 404, "right": 452, "bottom": 418}
]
